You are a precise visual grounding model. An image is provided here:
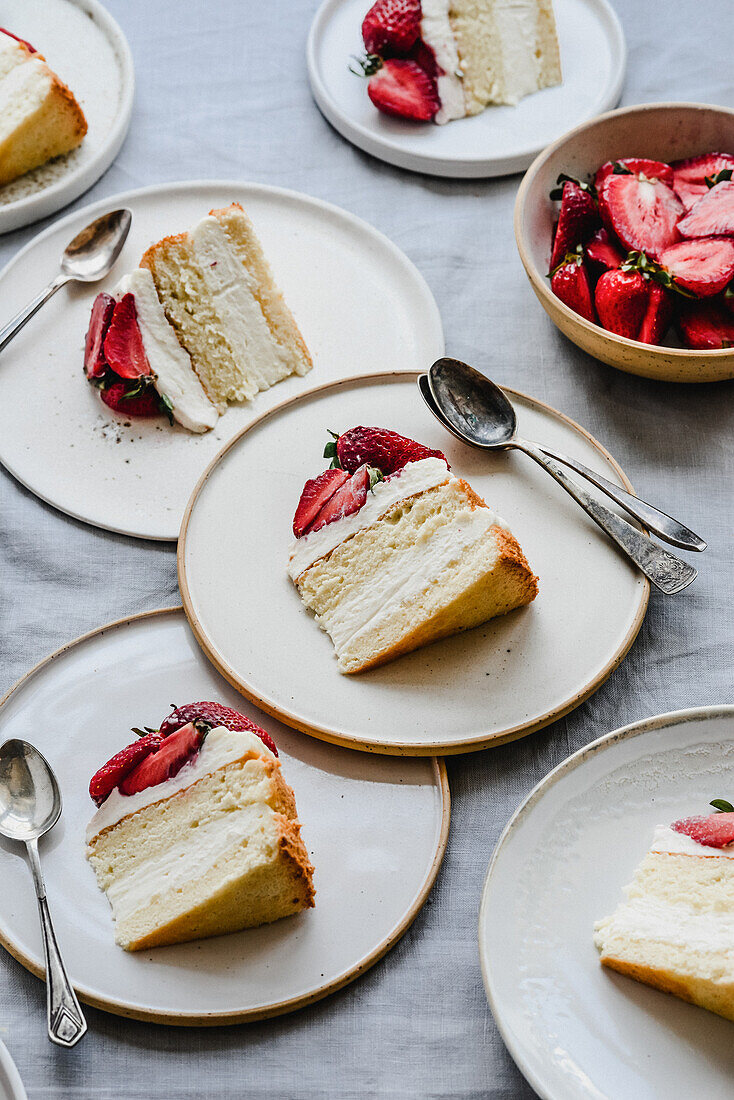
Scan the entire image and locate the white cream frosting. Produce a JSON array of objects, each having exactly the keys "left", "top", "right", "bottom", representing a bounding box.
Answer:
[
  {"left": 594, "top": 897, "right": 734, "bottom": 954},
  {"left": 492, "top": 0, "right": 546, "bottom": 106},
  {"left": 650, "top": 823, "right": 734, "bottom": 859},
  {"left": 0, "top": 33, "right": 30, "bottom": 83},
  {"left": 0, "top": 59, "right": 50, "bottom": 141},
  {"left": 86, "top": 727, "right": 275, "bottom": 843},
  {"left": 116, "top": 270, "right": 219, "bottom": 434},
  {"left": 420, "top": 0, "right": 466, "bottom": 124},
  {"left": 288, "top": 457, "right": 458, "bottom": 579}
]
